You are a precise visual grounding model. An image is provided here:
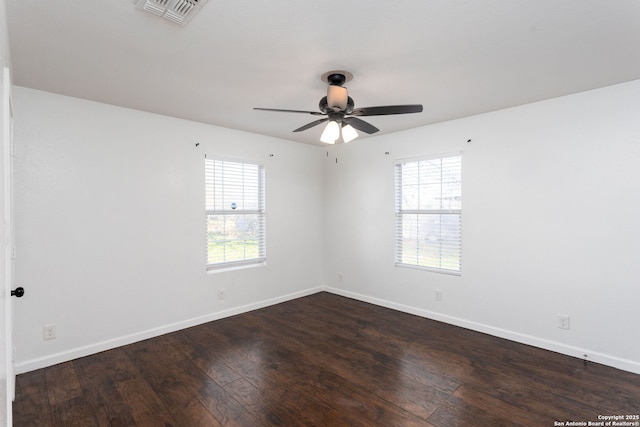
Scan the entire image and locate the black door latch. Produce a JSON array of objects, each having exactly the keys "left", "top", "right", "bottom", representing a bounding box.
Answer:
[{"left": 10, "top": 287, "right": 24, "bottom": 298}]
